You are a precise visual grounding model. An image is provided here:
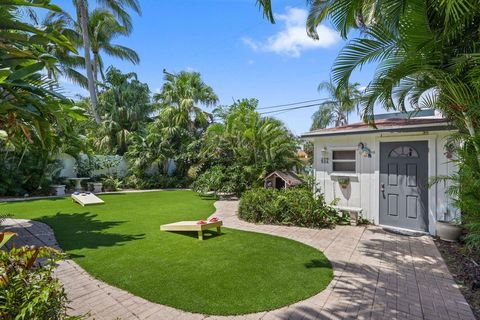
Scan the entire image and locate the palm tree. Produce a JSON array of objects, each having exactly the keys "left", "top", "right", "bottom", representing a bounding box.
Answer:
[
  {"left": 319, "top": 1, "right": 480, "bottom": 160},
  {"left": 202, "top": 99, "right": 299, "bottom": 176},
  {"left": 256, "top": 0, "right": 398, "bottom": 36},
  {"left": 257, "top": 0, "right": 480, "bottom": 153},
  {"left": 74, "top": 0, "right": 141, "bottom": 124},
  {"left": 154, "top": 71, "right": 219, "bottom": 134},
  {"left": 88, "top": 9, "right": 140, "bottom": 85},
  {"left": 41, "top": 11, "right": 87, "bottom": 89},
  {"left": 311, "top": 81, "right": 362, "bottom": 129},
  {"left": 95, "top": 67, "right": 153, "bottom": 155}
]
